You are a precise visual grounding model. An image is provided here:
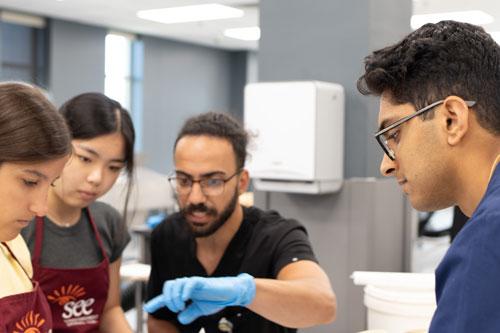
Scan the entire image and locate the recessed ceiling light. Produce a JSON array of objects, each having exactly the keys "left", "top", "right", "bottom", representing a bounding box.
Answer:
[
  {"left": 137, "top": 4, "right": 244, "bottom": 24},
  {"left": 411, "top": 10, "right": 494, "bottom": 30},
  {"left": 0, "top": 11, "right": 46, "bottom": 28},
  {"left": 224, "top": 27, "right": 260, "bottom": 41}
]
